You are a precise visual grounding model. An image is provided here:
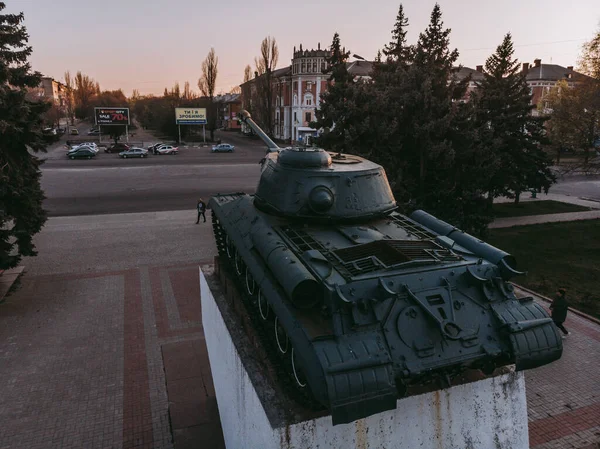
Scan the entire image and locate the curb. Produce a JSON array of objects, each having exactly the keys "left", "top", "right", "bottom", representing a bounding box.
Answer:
[
  {"left": 511, "top": 282, "right": 600, "bottom": 325},
  {"left": 0, "top": 266, "right": 25, "bottom": 302}
]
